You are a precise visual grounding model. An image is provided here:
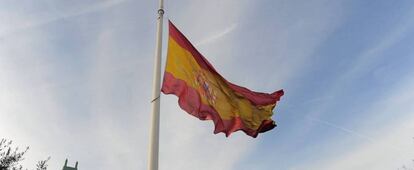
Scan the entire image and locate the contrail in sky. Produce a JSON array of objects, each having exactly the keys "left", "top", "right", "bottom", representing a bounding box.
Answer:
[
  {"left": 306, "top": 116, "right": 376, "bottom": 143},
  {"left": 0, "top": 0, "right": 126, "bottom": 38},
  {"left": 196, "top": 23, "right": 237, "bottom": 46},
  {"left": 307, "top": 116, "right": 405, "bottom": 152}
]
